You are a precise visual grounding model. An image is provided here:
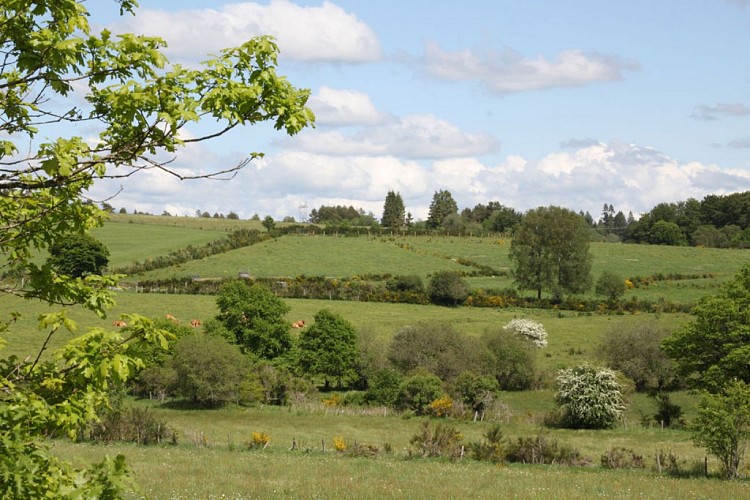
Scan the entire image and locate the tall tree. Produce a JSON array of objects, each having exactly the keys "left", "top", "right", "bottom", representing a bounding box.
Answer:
[
  {"left": 297, "top": 309, "right": 359, "bottom": 388},
  {"left": 215, "top": 281, "right": 292, "bottom": 359},
  {"left": 0, "top": 1, "right": 313, "bottom": 495},
  {"left": 47, "top": 233, "right": 110, "bottom": 278},
  {"left": 381, "top": 190, "right": 406, "bottom": 228},
  {"left": 509, "top": 206, "right": 592, "bottom": 300},
  {"left": 426, "top": 190, "right": 458, "bottom": 229}
]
